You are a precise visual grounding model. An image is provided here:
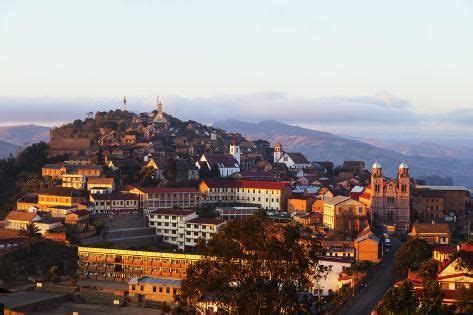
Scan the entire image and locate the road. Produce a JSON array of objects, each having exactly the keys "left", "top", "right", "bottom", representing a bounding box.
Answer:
[{"left": 338, "top": 237, "right": 401, "bottom": 315}]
